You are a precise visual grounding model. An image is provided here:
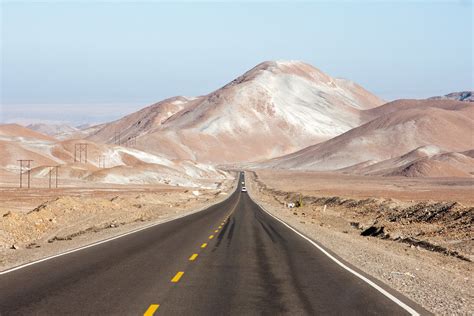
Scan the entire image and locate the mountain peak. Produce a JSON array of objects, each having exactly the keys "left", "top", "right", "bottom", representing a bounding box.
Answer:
[
  {"left": 89, "top": 60, "right": 384, "bottom": 163},
  {"left": 223, "top": 60, "right": 334, "bottom": 92},
  {"left": 248, "top": 60, "right": 326, "bottom": 78}
]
